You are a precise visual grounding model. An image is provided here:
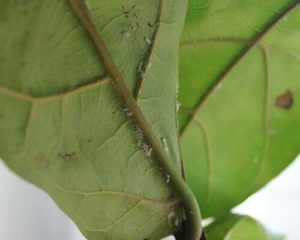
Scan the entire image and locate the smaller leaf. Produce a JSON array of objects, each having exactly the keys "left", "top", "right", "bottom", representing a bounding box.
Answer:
[{"left": 205, "top": 214, "right": 285, "bottom": 240}]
